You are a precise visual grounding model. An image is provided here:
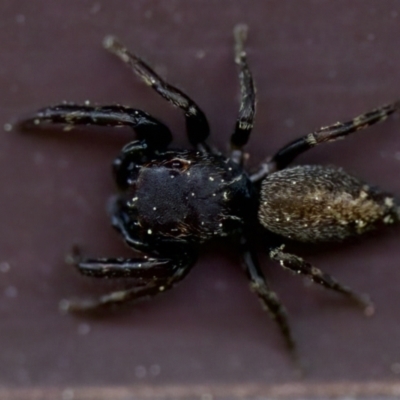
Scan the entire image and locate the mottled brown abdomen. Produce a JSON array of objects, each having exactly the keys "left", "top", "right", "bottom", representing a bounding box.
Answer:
[{"left": 259, "top": 165, "right": 399, "bottom": 242}]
